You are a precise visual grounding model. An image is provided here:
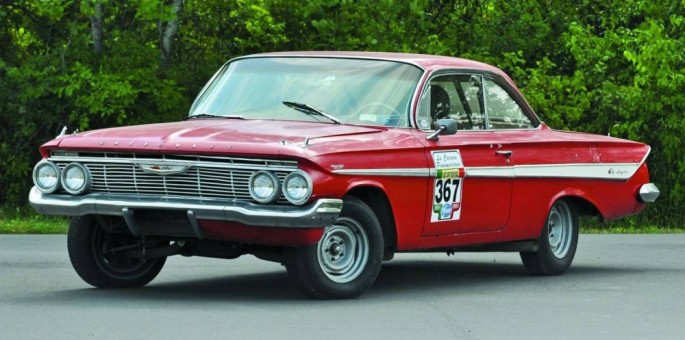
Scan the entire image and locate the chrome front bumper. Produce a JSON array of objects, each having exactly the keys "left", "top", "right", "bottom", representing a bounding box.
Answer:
[{"left": 29, "top": 187, "right": 342, "bottom": 230}]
